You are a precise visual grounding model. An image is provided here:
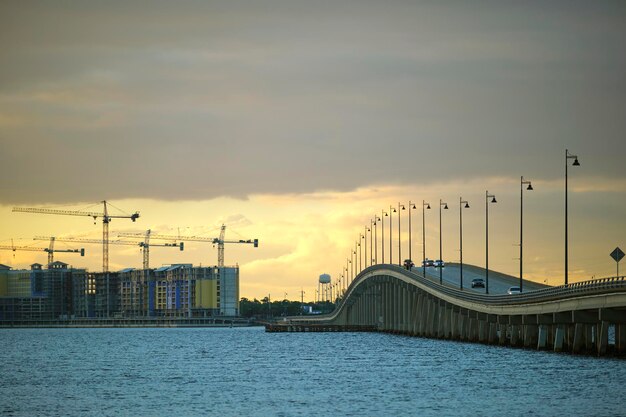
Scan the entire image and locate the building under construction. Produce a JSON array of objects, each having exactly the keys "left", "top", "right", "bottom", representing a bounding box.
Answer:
[{"left": 0, "top": 262, "right": 240, "bottom": 320}]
